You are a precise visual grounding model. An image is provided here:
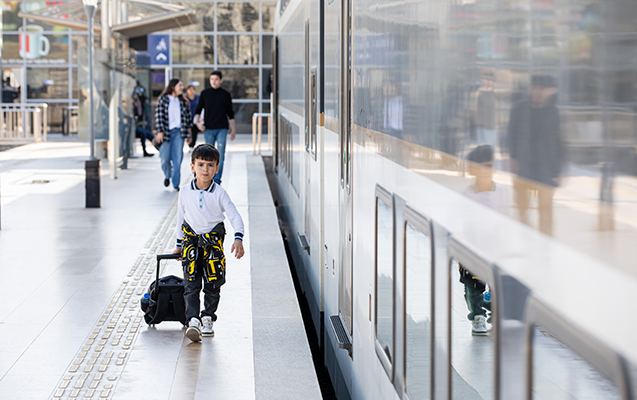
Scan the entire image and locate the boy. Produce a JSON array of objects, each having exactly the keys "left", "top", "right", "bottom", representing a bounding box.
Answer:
[
  {"left": 459, "top": 145, "right": 506, "bottom": 335},
  {"left": 173, "top": 143, "right": 245, "bottom": 342}
]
